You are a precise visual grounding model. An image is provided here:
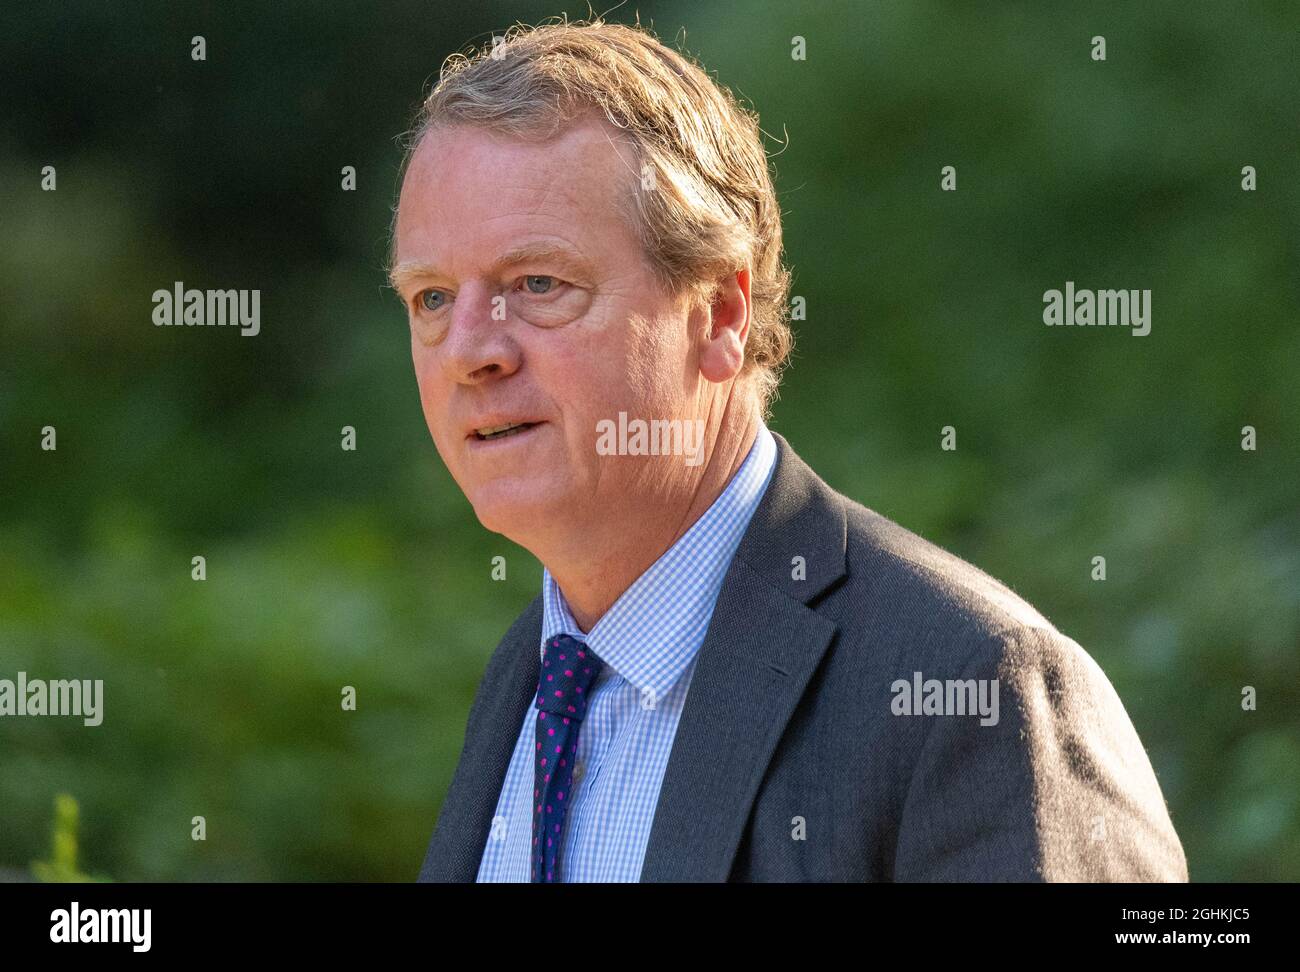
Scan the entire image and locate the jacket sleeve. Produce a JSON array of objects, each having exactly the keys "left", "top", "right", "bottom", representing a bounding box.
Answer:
[{"left": 892, "top": 623, "right": 1189, "bottom": 881}]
